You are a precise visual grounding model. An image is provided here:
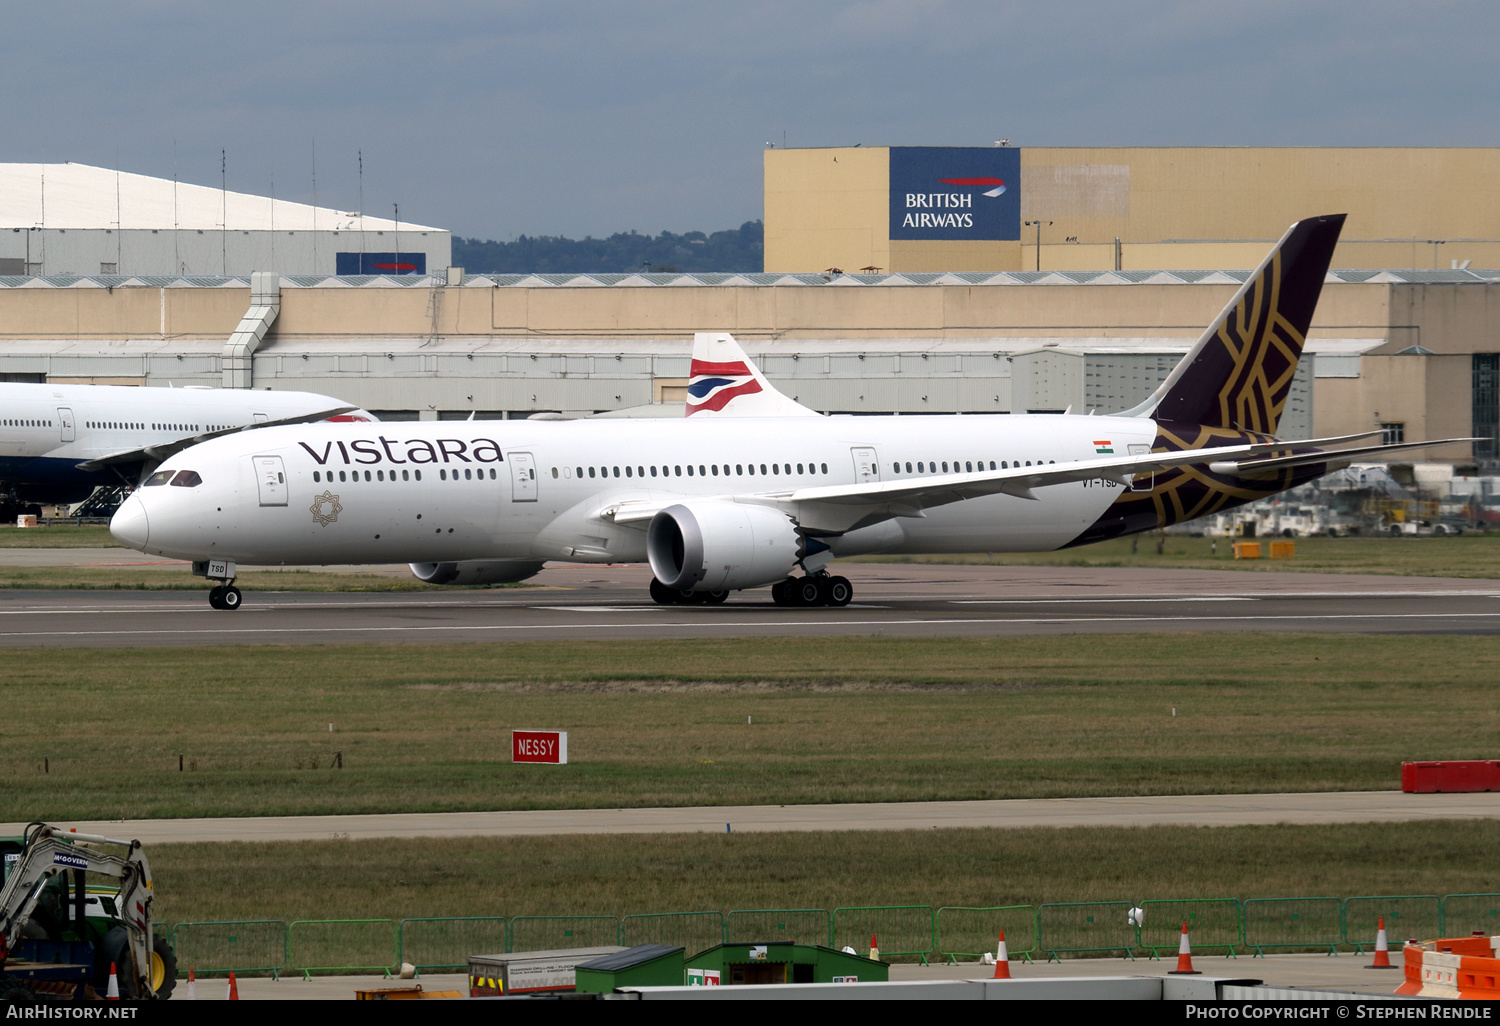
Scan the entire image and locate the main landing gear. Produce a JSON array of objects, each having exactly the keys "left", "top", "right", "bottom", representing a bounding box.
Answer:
[
  {"left": 771, "top": 573, "right": 853, "bottom": 608},
  {"left": 208, "top": 582, "right": 243, "bottom": 610}
]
